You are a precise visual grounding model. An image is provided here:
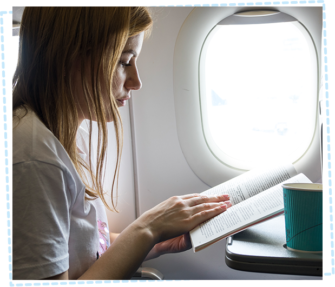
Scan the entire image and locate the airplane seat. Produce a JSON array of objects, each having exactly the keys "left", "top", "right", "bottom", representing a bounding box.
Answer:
[{"left": 131, "top": 267, "right": 164, "bottom": 280}]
